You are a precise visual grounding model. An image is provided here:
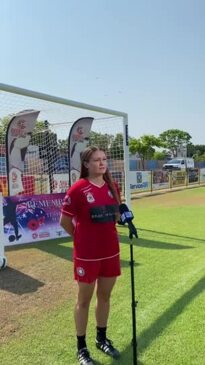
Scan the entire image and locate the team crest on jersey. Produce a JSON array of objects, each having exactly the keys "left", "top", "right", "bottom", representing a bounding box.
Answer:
[
  {"left": 86, "top": 192, "right": 95, "bottom": 203},
  {"left": 76, "top": 267, "right": 85, "bottom": 277},
  {"left": 108, "top": 190, "right": 113, "bottom": 198}
]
